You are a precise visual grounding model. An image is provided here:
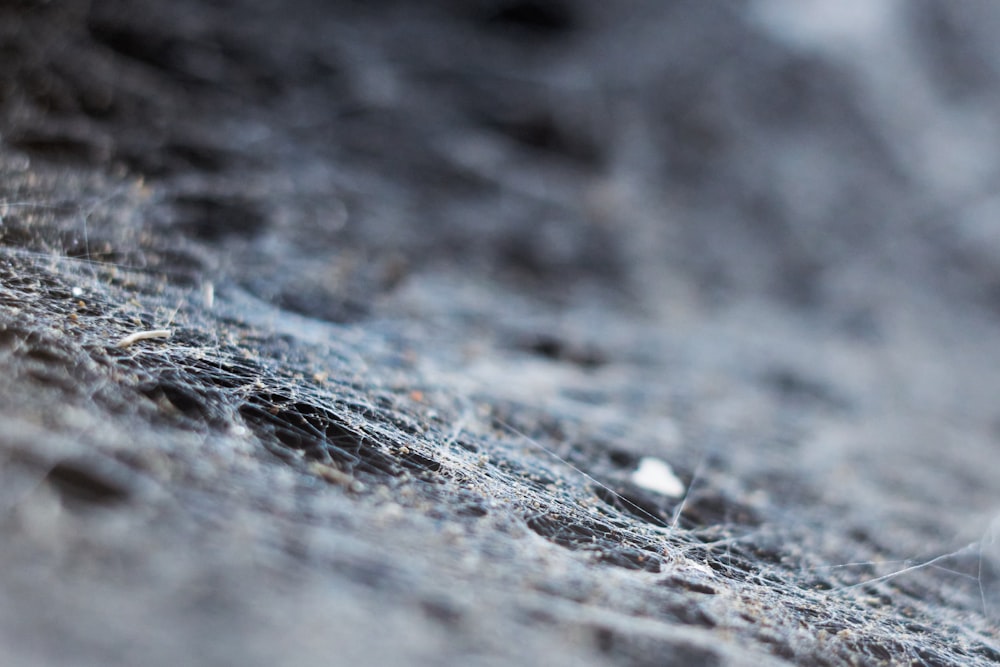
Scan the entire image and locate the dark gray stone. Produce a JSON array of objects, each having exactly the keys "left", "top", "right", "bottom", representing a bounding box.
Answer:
[{"left": 1, "top": 1, "right": 998, "bottom": 665}]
